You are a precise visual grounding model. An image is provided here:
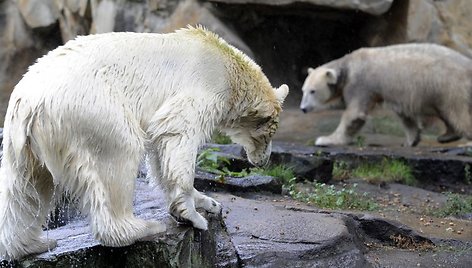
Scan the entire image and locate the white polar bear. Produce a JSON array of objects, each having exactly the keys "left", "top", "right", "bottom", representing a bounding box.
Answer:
[
  {"left": 300, "top": 43, "right": 472, "bottom": 147},
  {"left": 0, "top": 26, "right": 289, "bottom": 260}
]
